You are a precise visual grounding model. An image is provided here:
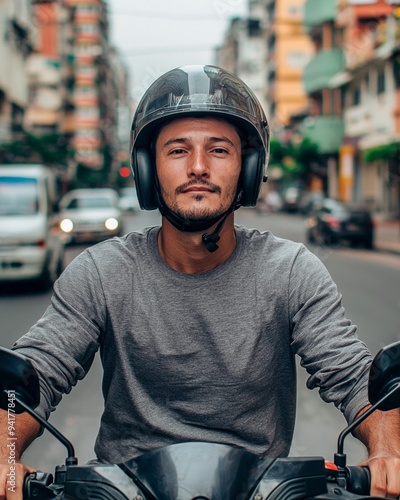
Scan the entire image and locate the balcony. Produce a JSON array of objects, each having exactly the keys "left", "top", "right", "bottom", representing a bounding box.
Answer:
[
  {"left": 304, "top": 0, "right": 335, "bottom": 28},
  {"left": 303, "top": 49, "right": 345, "bottom": 94},
  {"left": 300, "top": 115, "right": 344, "bottom": 154}
]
